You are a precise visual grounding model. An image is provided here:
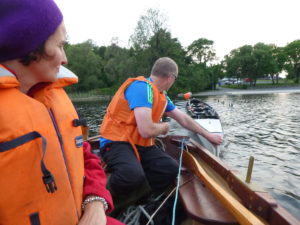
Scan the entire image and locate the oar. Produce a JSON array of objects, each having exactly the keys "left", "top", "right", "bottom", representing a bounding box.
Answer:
[
  {"left": 182, "top": 150, "right": 265, "bottom": 225},
  {"left": 87, "top": 134, "right": 101, "bottom": 141}
]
